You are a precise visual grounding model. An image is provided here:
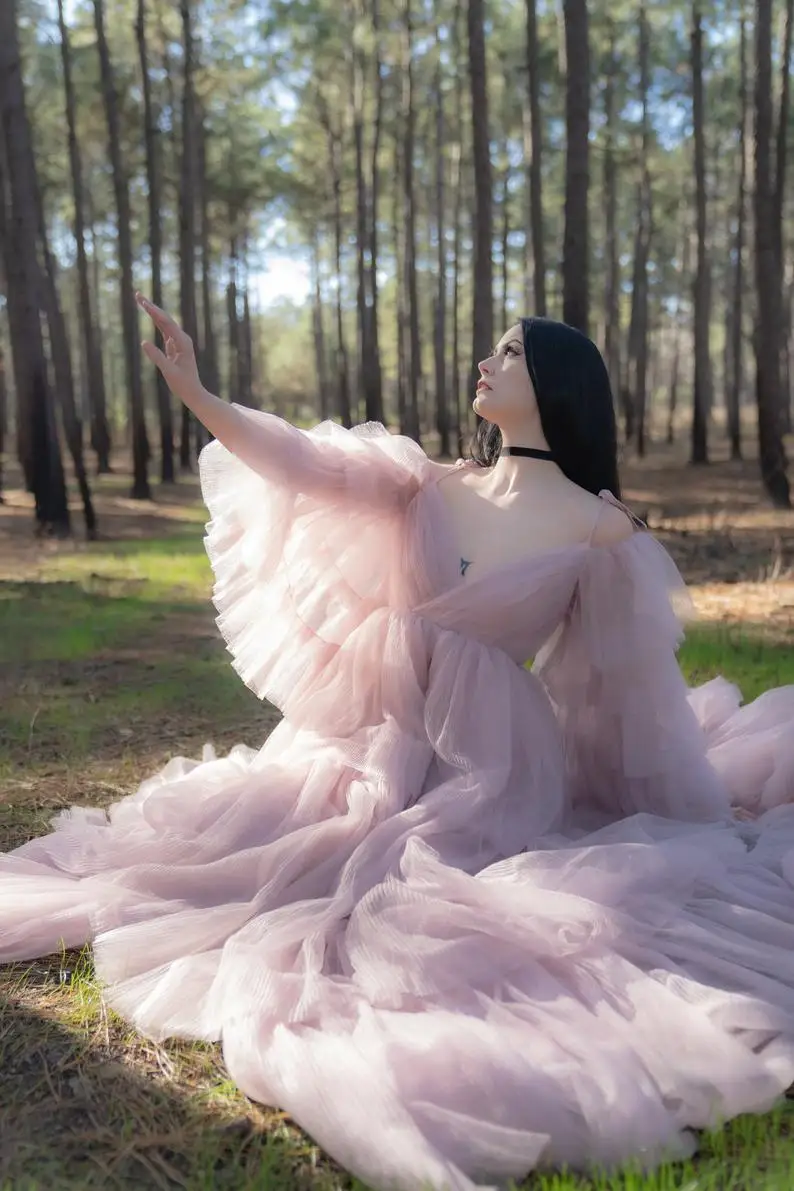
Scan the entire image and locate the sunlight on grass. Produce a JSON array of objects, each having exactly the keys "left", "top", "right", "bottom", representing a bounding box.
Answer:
[
  {"left": 0, "top": 585, "right": 194, "bottom": 664},
  {"left": 679, "top": 625, "right": 794, "bottom": 697},
  {"left": 1, "top": 651, "right": 264, "bottom": 774},
  {"left": 0, "top": 527, "right": 268, "bottom": 774},
  {"left": 39, "top": 531, "right": 213, "bottom": 603}
]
